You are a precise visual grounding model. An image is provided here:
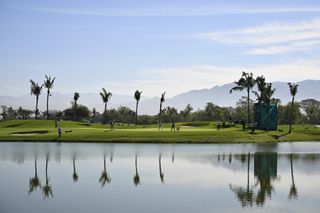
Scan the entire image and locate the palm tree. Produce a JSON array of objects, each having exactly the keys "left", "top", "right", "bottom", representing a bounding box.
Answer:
[
  {"left": 30, "top": 80, "right": 44, "bottom": 119},
  {"left": 230, "top": 72, "right": 256, "bottom": 124},
  {"left": 159, "top": 154, "right": 164, "bottom": 183},
  {"left": 288, "top": 83, "right": 298, "bottom": 133},
  {"left": 159, "top": 92, "right": 166, "bottom": 129},
  {"left": 288, "top": 153, "right": 298, "bottom": 199},
  {"left": 28, "top": 160, "right": 41, "bottom": 194},
  {"left": 42, "top": 156, "right": 53, "bottom": 199},
  {"left": 73, "top": 92, "right": 80, "bottom": 121},
  {"left": 133, "top": 155, "right": 141, "bottom": 186},
  {"left": 72, "top": 156, "right": 79, "bottom": 182},
  {"left": 134, "top": 90, "right": 142, "bottom": 125},
  {"left": 100, "top": 88, "right": 112, "bottom": 115},
  {"left": 99, "top": 155, "right": 111, "bottom": 187},
  {"left": 99, "top": 88, "right": 112, "bottom": 123},
  {"left": 44, "top": 75, "right": 56, "bottom": 119}
]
